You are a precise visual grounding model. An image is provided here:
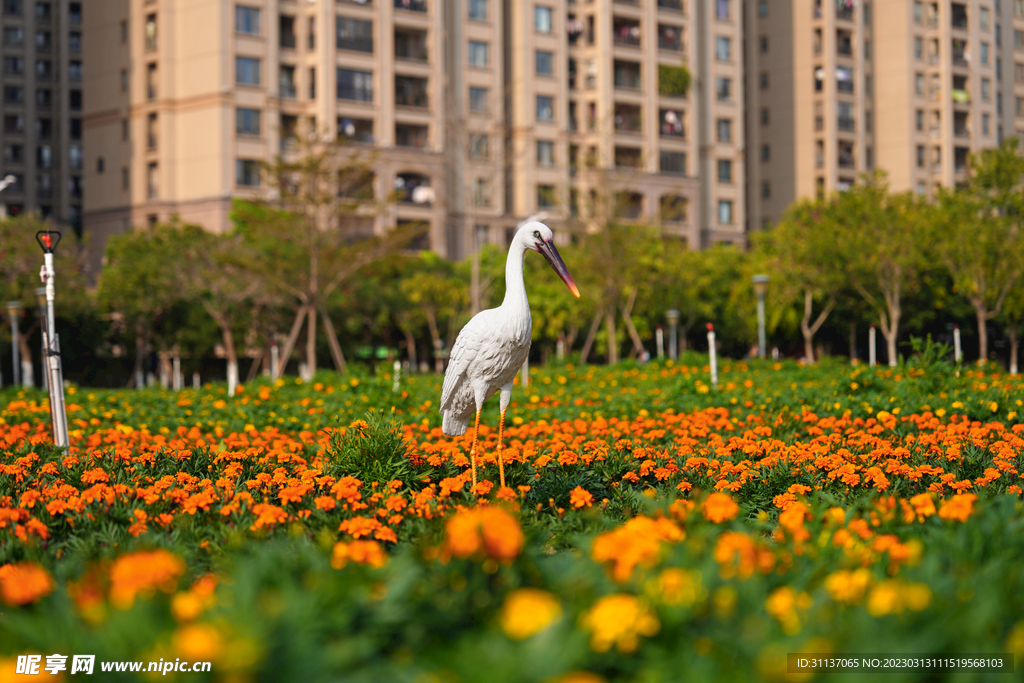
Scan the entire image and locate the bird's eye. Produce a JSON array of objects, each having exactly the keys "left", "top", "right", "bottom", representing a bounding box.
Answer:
[{"left": 533, "top": 230, "right": 541, "bottom": 239}]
